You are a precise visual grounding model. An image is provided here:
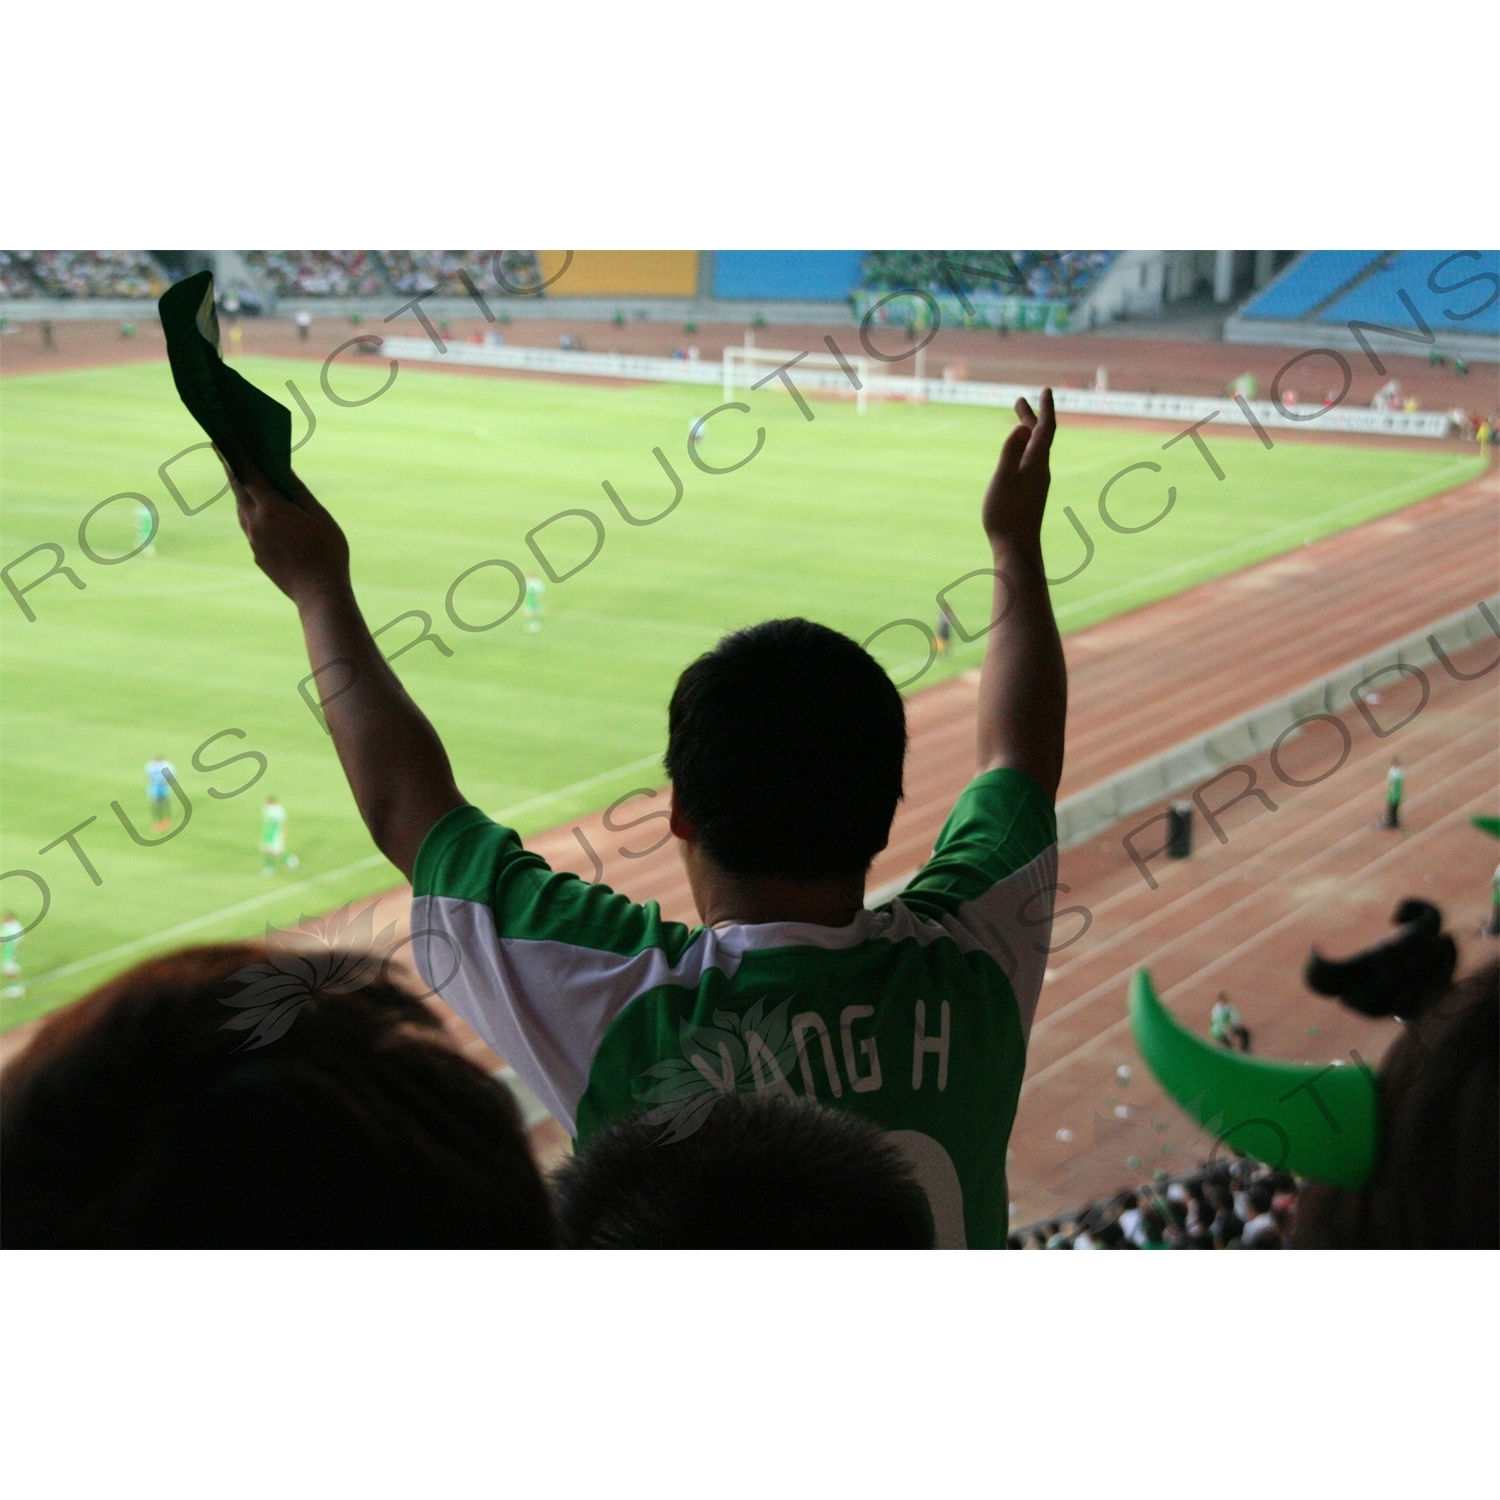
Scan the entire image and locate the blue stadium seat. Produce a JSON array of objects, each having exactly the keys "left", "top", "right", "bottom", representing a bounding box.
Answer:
[
  {"left": 1318, "top": 250, "right": 1500, "bottom": 336},
  {"left": 1238, "top": 251, "right": 1384, "bottom": 321},
  {"left": 713, "top": 252, "right": 865, "bottom": 302}
]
